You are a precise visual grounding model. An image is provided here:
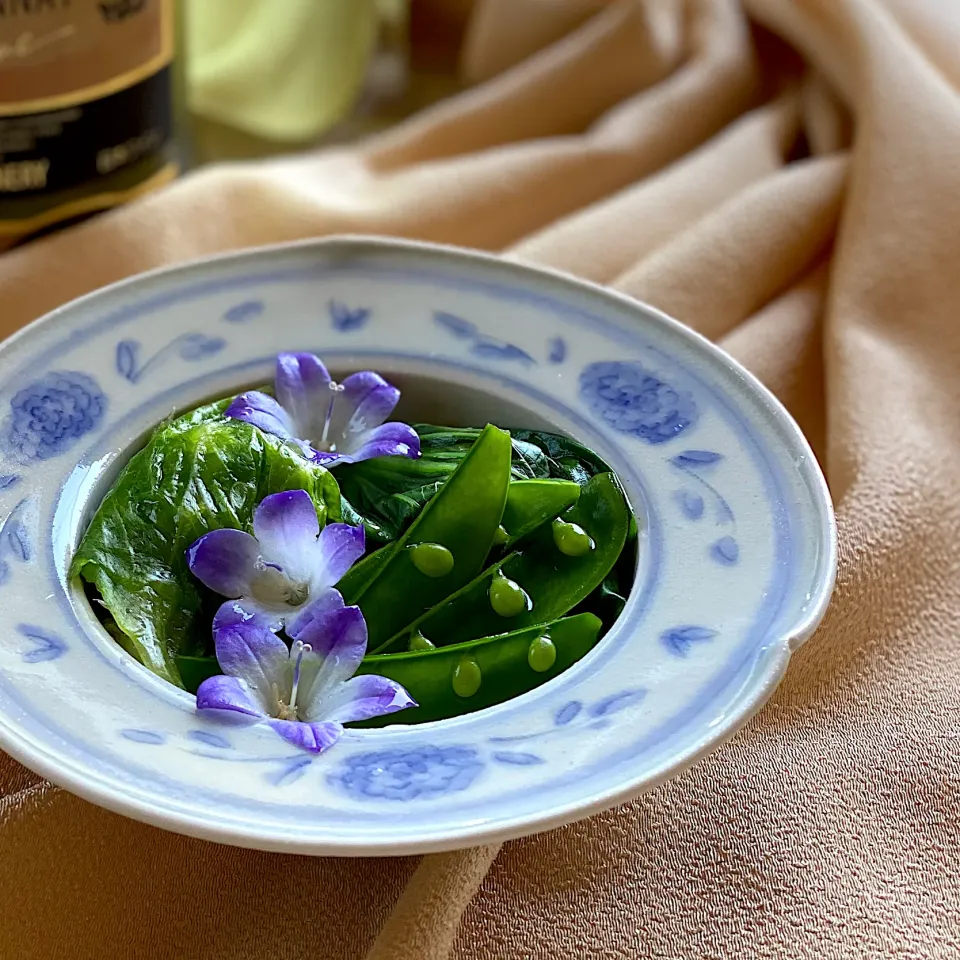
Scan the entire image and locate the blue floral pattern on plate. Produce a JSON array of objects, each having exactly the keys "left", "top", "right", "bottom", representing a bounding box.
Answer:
[
  {"left": 329, "top": 299, "right": 370, "bottom": 331},
  {"left": 548, "top": 336, "right": 567, "bottom": 364},
  {"left": 6, "top": 371, "right": 105, "bottom": 462},
  {"left": 579, "top": 361, "right": 697, "bottom": 444},
  {"left": 18, "top": 624, "right": 68, "bottom": 664},
  {"left": 660, "top": 626, "right": 719, "bottom": 657},
  {"left": 329, "top": 745, "right": 484, "bottom": 801},
  {"left": 488, "top": 688, "right": 647, "bottom": 746},
  {"left": 222, "top": 300, "right": 265, "bottom": 324},
  {"left": 0, "top": 497, "right": 30, "bottom": 585},
  {"left": 116, "top": 334, "right": 226, "bottom": 384},
  {"left": 435, "top": 311, "right": 536, "bottom": 366},
  {"left": 669, "top": 451, "right": 739, "bottom": 565}
]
